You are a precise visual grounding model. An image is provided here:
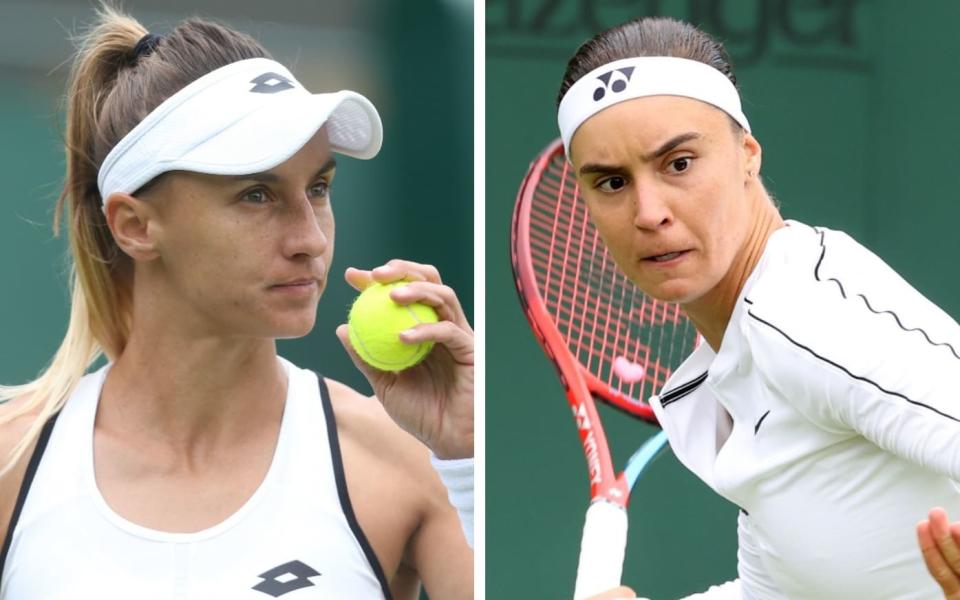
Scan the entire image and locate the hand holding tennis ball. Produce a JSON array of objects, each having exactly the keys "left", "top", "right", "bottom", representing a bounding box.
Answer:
[
  {"left": 336, "top": 260, "right": 474, "bottom": 459},
  {"left": 348, "top": 281, "right": 439, "bottom": 371}
]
